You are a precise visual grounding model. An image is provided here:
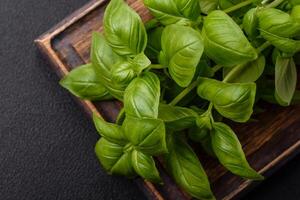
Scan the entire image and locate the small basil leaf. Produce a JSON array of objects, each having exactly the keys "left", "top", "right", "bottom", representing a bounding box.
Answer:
[
  {"left": 224, "top": 55, "right": 266, "bottom": 83},
  {"left": 199, "top": 0, "right": 218, "bottom": 14},
  {"left": 160, "top": 25, "right": 204, "bottom": 87},
  {"left": 145, "top": 27, "right": 164, "bottom": 62},
  {"left": 158, "top": 104, "right": 198, "bottom": 131},
  {"left": 275, "top": 56, "right": 297, "bottom": 106},
  {"left": 122, "top": 116, "right": 167, "bottom": 156},
  {"left": 90, "top": 32, "right": 126, "bottom": 100},
  {"left": 131, "top": 150, "right": 162, "bottom": 183},
  {"left": 59, "top": 64, "right": 112, "bottom": 101},
  {"left": 258, "top": 8, "right": 300, "bottom": 54},
  {"left": 132, "top": 53, "right": 151, "bottom": 74},
  {"left": 124, "top": 72, "right": 160, "bottom": 118},
  {"left": 93, "top": 113, "right": 127, "bottom": 145},
  {"left": 243, "top": 8, "right": 259, "bottom": 39},
  {"left": 196, "top": 113, "right": 212, "bottom": 130},
  {"left": 144, "top": 0, "right": 200, "bottom": 26},
  {"left": 95, "top": 138, "right": 135, "bottom": 177},
  {"left": 211, "top": 122, "right": 264, "bottom": 180},
  {"left": 164, "top": 135, "right": 215, "bottom": 200},
  {"left": 104, "top": 0, "right": 147, "bottom": 57},
  {"left": 188, "top": 126, "right": 209, "bottom": 142},
  {"left": 111, "top": 61, "right": 137, "bottom": 85},
  {"left": 202, "top": 10, "right": 258, "bottom": 67},
  {"left": 197, "top": 78, "right": 256, "bottom": 122}
]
